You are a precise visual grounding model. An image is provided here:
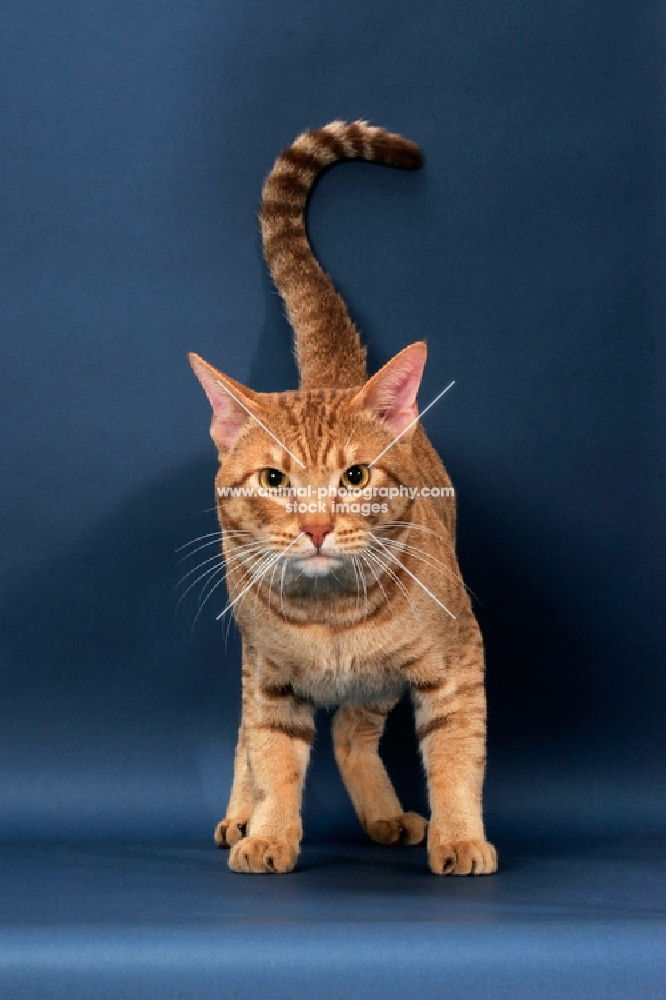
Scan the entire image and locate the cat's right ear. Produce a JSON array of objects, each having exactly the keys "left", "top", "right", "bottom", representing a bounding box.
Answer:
[{"left": 188, "top": 353, "right": 260, "bottom": 452}]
